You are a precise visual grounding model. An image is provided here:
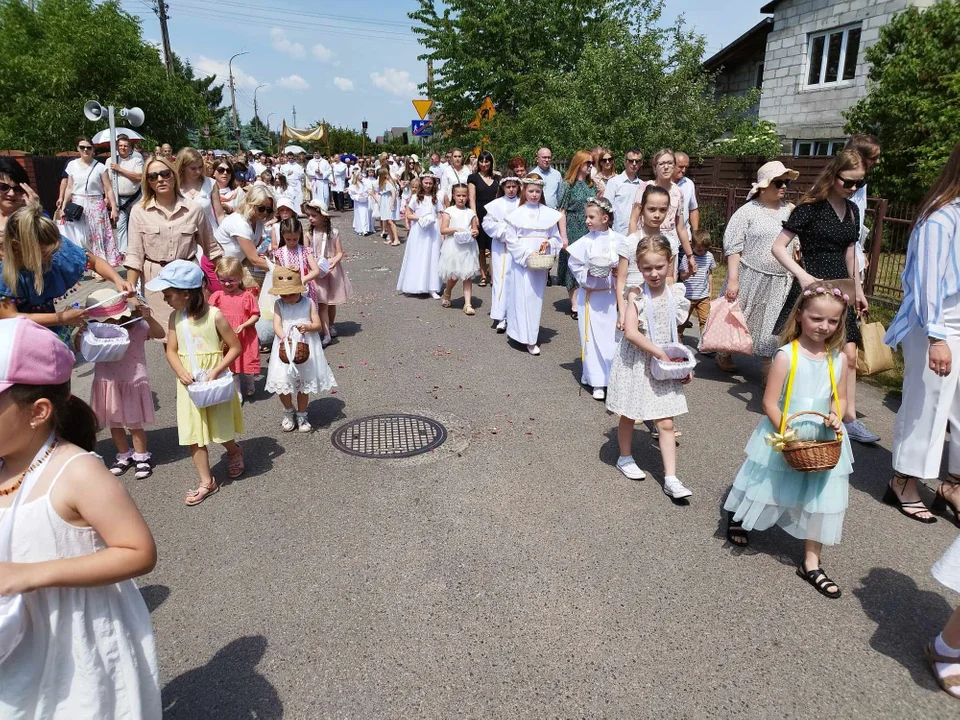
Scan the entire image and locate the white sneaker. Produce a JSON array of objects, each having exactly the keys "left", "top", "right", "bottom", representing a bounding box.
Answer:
[
  {"left": 592, "top": 387, "right": 605, "bottom": 401},
  {"left": 663, "top": 476, "right": 693, "bottom": 499},
  {"left": 296, "top": 413, "right": 312, "bottom": 432},
  {"left": 616, "top": 456, "right": 645, "bottom": 480},
  {"left": 844, "top": 419, "right": 880, "bottom": 444},
  {"left": 495, "top": 319, "right": 506, "bottom": 333},
  {"left": 527, "top": 344, "right": 541, "bottom": 356},
  {"left": 430, "top": 292, "right": 441, "bottom": 299},
  {"left": 280, "top": 412, "right": 296, "bottom": 432}
]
